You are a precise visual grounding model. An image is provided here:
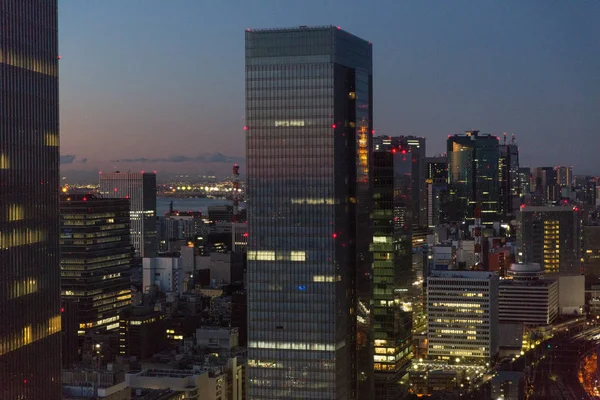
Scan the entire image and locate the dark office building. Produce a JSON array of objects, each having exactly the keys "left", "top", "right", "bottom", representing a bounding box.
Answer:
[
  {"left": 374, "top": 136, "right": 427, "bottom": 228},
  {"left": 231, "top": 290, "right": 248, "bottom": 347},
  {"left": 425, "top": 156, "right": 449, "bottom": 227},
  {"left": 533, "top": 167, "right": 559, "bottom": 204},
  {"left": 372, "top": 147, "right": 413, "bottom": 399},
  {"left": 498, "top": 142, "right": 520, "bottom": 216},
  {"left": 60, "top": 193, "right": 133, "bottom": 361},
  {"left": 426, "top": 156, "right": 448, "bottom": 184},
  {"left": 447, "top": 131, "right": 500, "bottom": 224},
  {"left": 246, "top": 26, "right": 373, "bottom": 399},
  {"left": 0, "top": 1, "right": 61, "bottom": 397},
  {"left": 517, "top": 206, "right": 582, "bottom": 274},
  {"left": 99, "top": 171, "right": 157, "bottom": 257},
  {"left": 208, "top": 205, "right": 234, "bottom": 222},
  {"left": 576, "top": 176, "right": 597, "bottom": 207},
  {"left": 119, "top": 308, "right": 167, "bottom": 360},
  {"left": 518, "top": 167, "right": 531, "bottom": 198}
]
